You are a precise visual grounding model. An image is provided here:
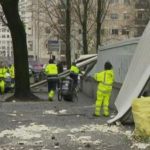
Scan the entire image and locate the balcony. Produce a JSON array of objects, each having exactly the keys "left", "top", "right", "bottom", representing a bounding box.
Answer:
[
  {"left": 135, "top": 3, "right": 150, "bottom": 9},
  {"left": 135, "top": 18, "right": 149, "bottom": 26}
]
